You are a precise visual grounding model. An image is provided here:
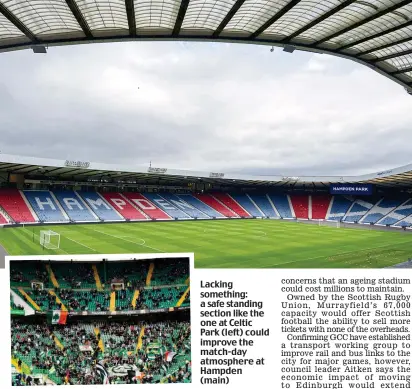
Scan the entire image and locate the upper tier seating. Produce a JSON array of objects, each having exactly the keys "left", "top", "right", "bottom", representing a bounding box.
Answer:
[
  {"left": 176, "top": 194, "right": 223, "bottom": 218},
  {"left": 122, "top": 193, "right": 171, "bottom": 220},
  {"left": 144, "top": 193, "right": 192, "bottom": 219},
  {"left": 362, "top": 198, "right": 405, "bottom": 224},
  {"left": 380, "top": 199, "right": 412, "bottom": 226},
  {"left": 100, "top": 193, "right": 147, "bottom": 220},
  {"left": 51, "top": 262, "right": 100, "bottom": 289},
  {"left": 249, "top": 195, "right": 278, "bottom": 218},
  {"left": 77, "top": 191, "right": 123, "bottom": 221},
  {"left": 230, "top": 194, "right": 264, "bottom": 217},
  {"left": 23, "top": 191, "right": 68, "bottom": 222},
  {"left": 159, "top": 193, "right": 210, "bottom": 218},
  {"left": 53, "top": 191, "right": 97, "bottom": 221},
  {"left": 106, "top": 261, "right": 148, "bottom": 287},
  {"left": 141, "top": 286, "right": 187, "bottom": 309},
  {"left": 194, "top": 194, "right": 238, "bottom": 217},
  {"left": 267, "top": 194, "right": 293, "bottom": 218},
  {"left": 344, "top": 198, "right": 378, "bottom": 223},
  {"left": 10, "top": 261, "right": 50, "bottom": 288},
  {"left": 0, "top": 189, "right": 35, "bottom": 223},
  {"left": 290, "top": 195, "right": 309, "bottom": 219},
  {"left": 212, "top": 193, "right": 250, "bottom": 217},
  {"left": 150, "top": 258, "right": 189, "bottom": 286},
  {"left": 327, "top": 196, "right": 353, "bottom": 221},
  {"left": 311, "top": 195, "right": 332, "bottom": 220}
]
